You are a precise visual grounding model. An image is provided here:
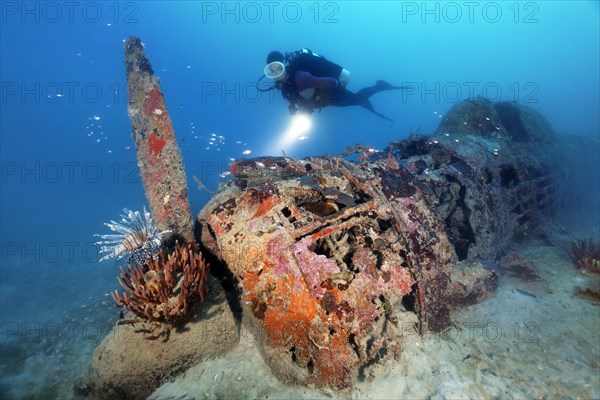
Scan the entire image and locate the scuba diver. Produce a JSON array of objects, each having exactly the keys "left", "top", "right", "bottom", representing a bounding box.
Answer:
[{"left": 261, "top": 49, "right": 406, "bottom": 121}]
